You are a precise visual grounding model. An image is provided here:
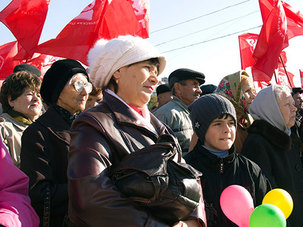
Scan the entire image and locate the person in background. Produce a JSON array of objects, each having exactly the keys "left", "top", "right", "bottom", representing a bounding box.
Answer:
[
  {"left": 215, "top": 70, "right": 256, "bottom": 152},
  {"left": 84, "top": 84, "right": 103, "bottom": 110},
  {"left": 242, "top": 85, "right": 303, "bottom": 226},
  {"left": 0, "top": 138, "right": 39, "bottom": 227},
  {"left": 291, "top": 87, "right": 303, "bottom": 163},
  {"left": 156, "top": 83, "right": 172, "bottom": 107},
  {"left": 153, "top": 68, "right": 205, "bottom": 154},
  {"left": 188, "top": 84, "right": 217, "bottom": 152},
  {"left": 20, "top": 59, "right": 92, "bottom": 227},
  {"left": 68, "top": 35, "right": 206, "bottom": 226},
  {"left": 13, "top": 64, "right": 41, "bottom": 77},
  {"left": 185, "top": 94, "right": 270, "bottom": 227},
  {"left": 0, "top": 71, "right": 42, "bottom": 167}
]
